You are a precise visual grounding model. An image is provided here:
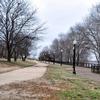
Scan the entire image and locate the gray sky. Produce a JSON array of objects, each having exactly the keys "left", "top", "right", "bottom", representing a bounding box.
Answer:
[{"left": 28, "top": 0, "right": 100, "bottom": 56}]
